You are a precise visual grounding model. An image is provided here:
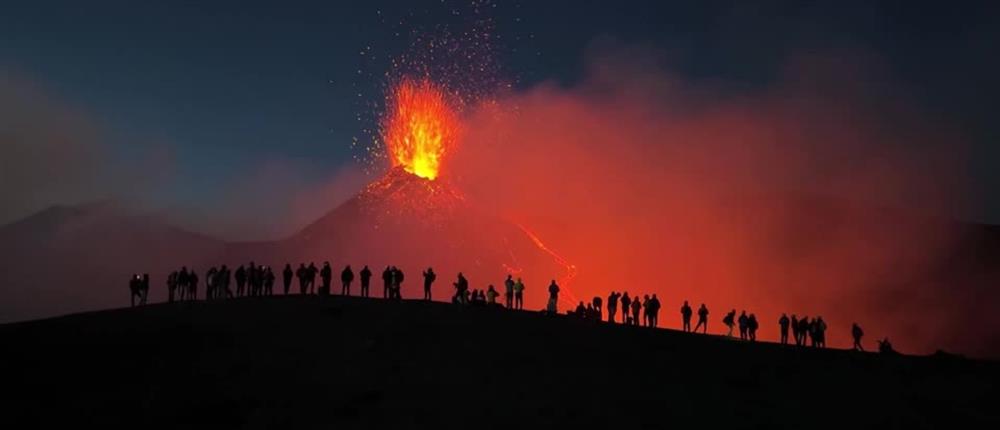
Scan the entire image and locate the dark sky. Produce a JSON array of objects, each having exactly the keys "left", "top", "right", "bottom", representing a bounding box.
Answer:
[{"left": 2, "top": 0, "right": 998, "bottom": 236}]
